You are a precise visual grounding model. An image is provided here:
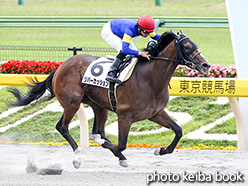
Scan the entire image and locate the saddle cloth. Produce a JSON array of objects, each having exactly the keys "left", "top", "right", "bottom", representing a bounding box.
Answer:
[{"left": 82, "top": 57, "right": 138, "bottom": 88}]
